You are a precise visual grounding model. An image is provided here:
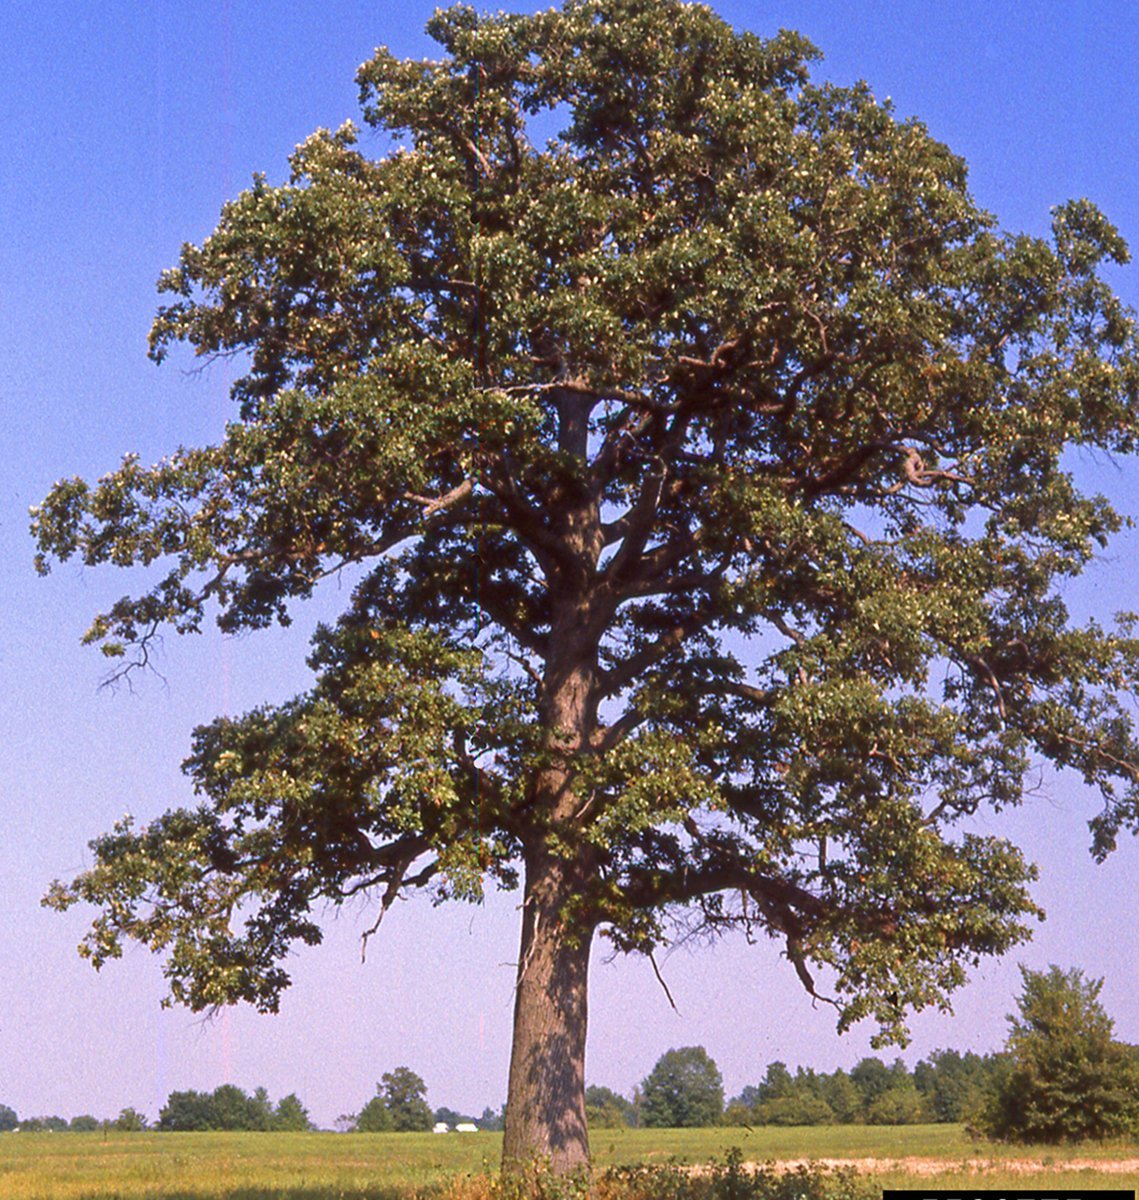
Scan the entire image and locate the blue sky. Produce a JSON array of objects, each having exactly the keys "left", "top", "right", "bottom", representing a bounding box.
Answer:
[{"left": 3, "top": 1, "right": 1139, "bottom": 1129}]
